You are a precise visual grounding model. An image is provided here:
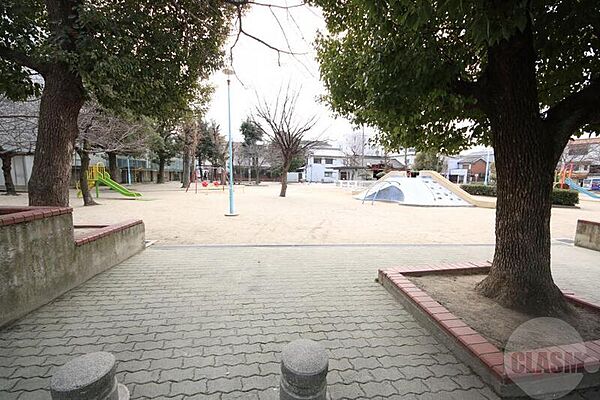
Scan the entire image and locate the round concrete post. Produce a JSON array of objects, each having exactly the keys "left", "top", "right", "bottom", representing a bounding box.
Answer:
[
  {"left": 280, "top": 339, "right": 328, "bottom": 400},
  {"left": 50, "top": 352, "right": 129, "bottom": 400}
]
